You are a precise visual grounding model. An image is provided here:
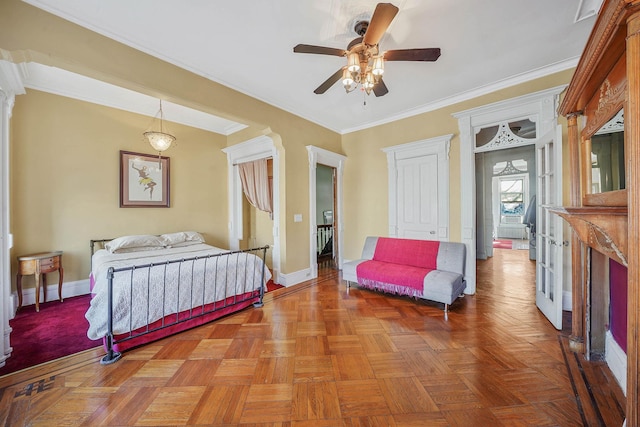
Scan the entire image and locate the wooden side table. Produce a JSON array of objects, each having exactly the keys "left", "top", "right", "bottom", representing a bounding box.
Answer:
[{"left": 16, "top": 251, "right": 64, "bottom": 312}]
